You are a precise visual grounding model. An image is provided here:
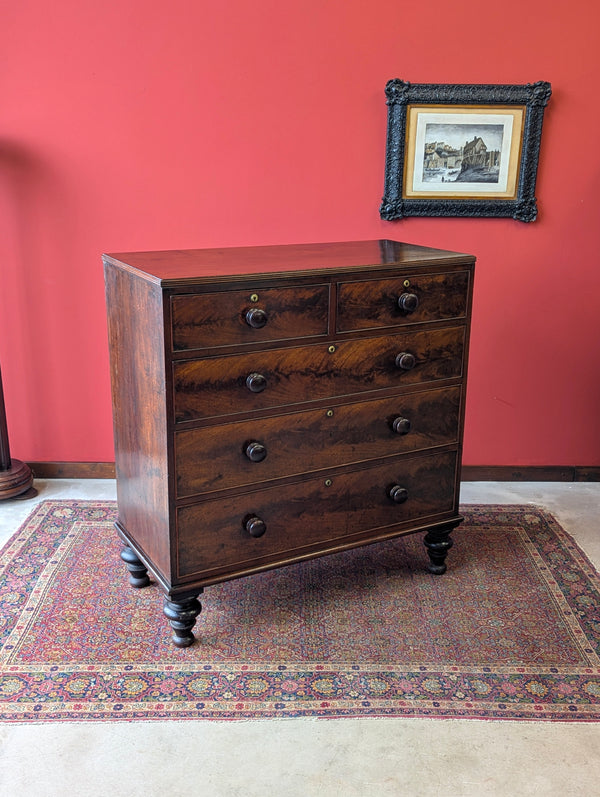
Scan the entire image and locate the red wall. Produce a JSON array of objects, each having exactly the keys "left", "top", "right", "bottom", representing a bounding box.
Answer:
[{"left": 2, "top": 0, "right": 599, "bottom": 466}]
